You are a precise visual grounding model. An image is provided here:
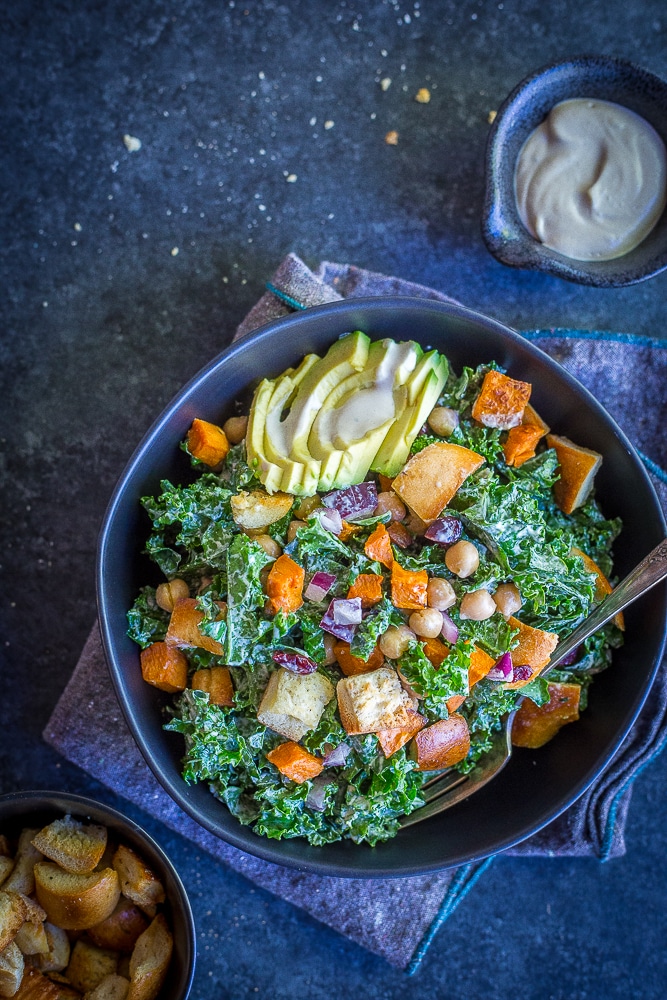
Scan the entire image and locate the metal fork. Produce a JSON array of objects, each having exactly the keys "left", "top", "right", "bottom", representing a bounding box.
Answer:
[{"left": 400, "top": 538, "right": 667, "bottom": 828}]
